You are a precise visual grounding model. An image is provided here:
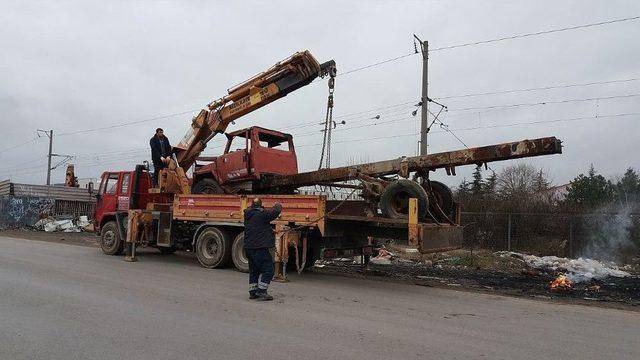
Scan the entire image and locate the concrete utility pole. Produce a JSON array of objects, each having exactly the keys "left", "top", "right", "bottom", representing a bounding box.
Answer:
[
  {"left": 38, "top": 129, "right": 53, "bottom": 185},
  {"left": 414, "top": 35, "right": 429, "bottom": 156}
]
